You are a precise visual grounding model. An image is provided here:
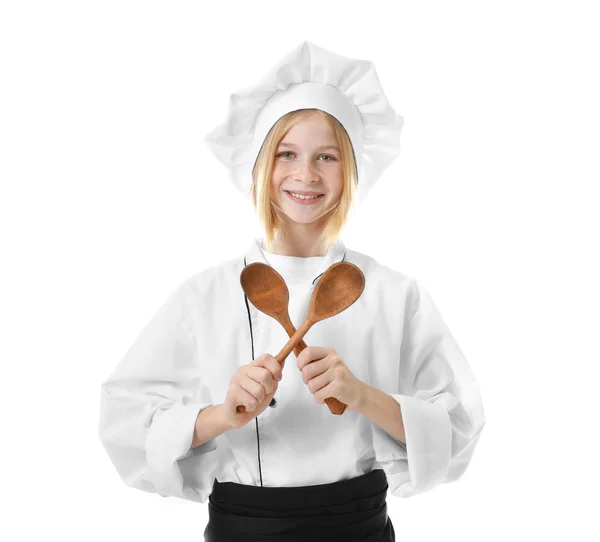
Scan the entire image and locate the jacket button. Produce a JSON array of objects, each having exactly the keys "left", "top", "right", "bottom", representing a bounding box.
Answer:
[{"left": 269, "top": 398, "right": 277, "bottom": 407}]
